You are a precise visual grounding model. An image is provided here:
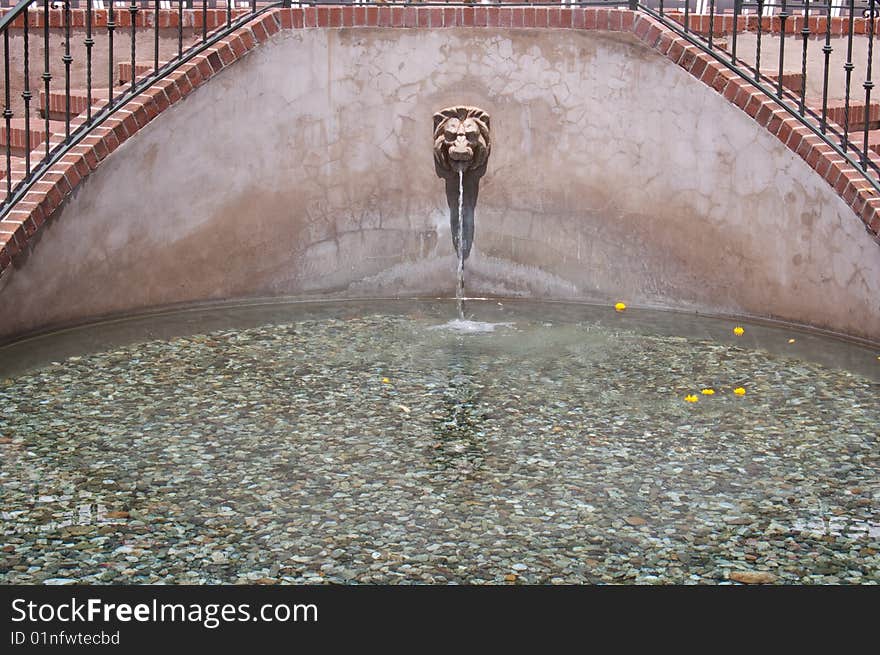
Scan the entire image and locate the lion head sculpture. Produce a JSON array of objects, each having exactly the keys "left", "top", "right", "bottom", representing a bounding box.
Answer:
[{"left": 433, "top": 106, "right": 491, "bottom": 178}]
